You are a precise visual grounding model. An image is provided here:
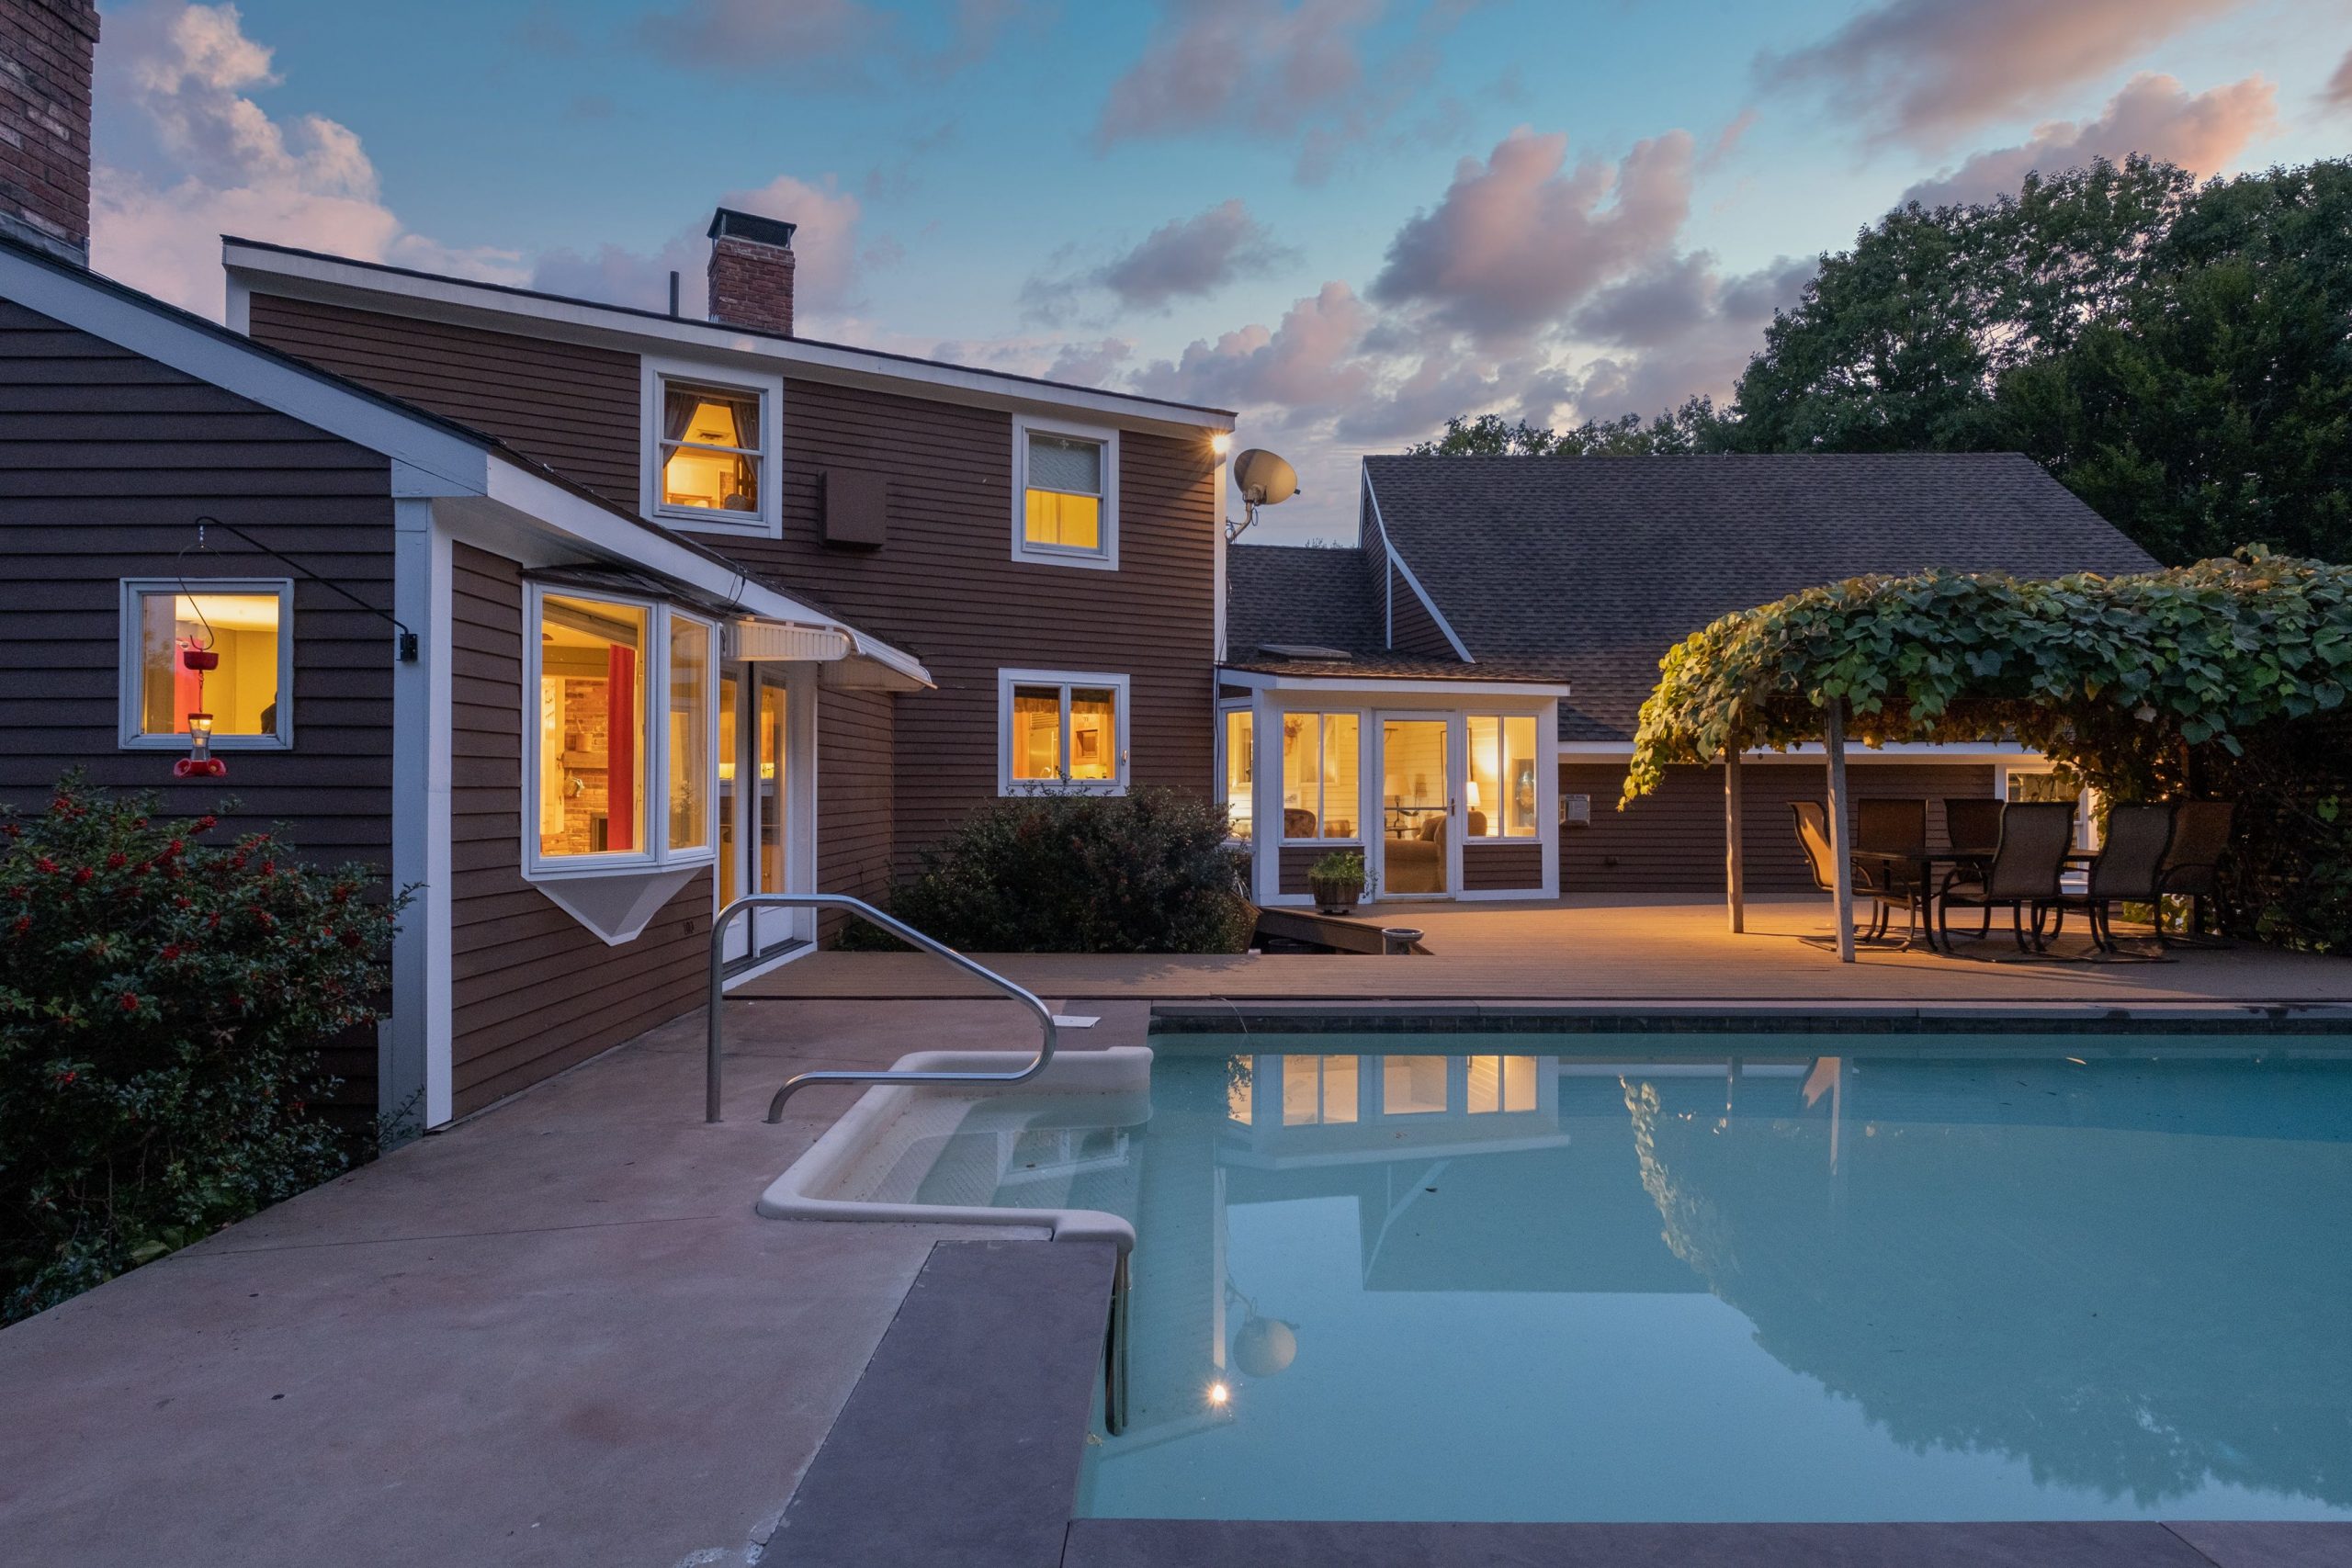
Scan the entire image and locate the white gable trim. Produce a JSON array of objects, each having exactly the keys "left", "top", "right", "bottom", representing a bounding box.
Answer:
[{"left": 1362, "top": 467, "right": 1475, "bottom": 663}]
